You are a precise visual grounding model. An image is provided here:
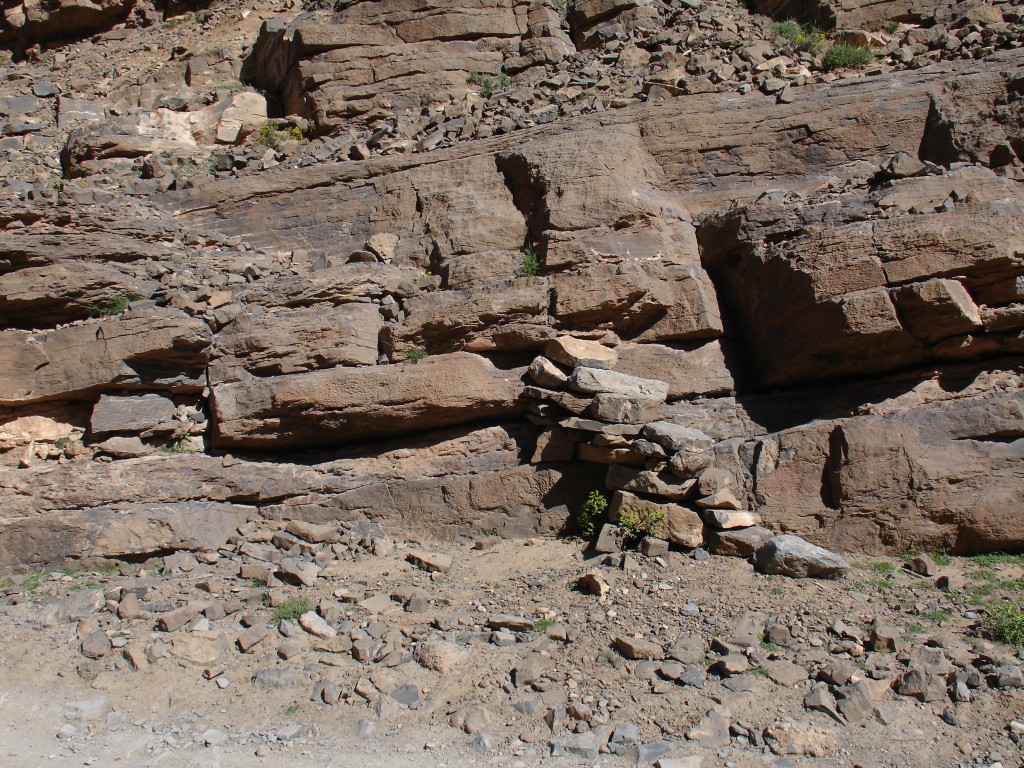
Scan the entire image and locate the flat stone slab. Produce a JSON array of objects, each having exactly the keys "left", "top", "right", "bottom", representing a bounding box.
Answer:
[
  {"left": 91, "top": 393, "right": 177, "bottom": 436},
  {"left": 568, "top": 367, "right": 669, "bottom": 401}
]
